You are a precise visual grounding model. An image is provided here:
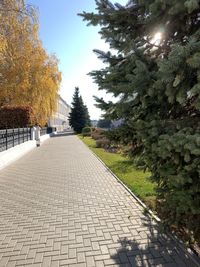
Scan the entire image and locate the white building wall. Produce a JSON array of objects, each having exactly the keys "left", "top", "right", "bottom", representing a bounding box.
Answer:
[{"left": 48, "top": 96, "right": 71, "bottom": 132}]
